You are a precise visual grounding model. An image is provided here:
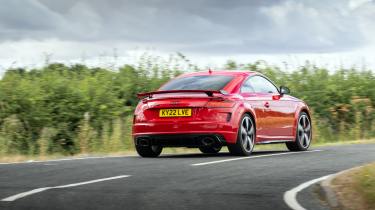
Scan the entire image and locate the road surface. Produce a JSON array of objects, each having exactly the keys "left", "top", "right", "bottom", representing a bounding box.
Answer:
[{"left": 1, "top": 143, "right": 374, "bottom": 210}]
